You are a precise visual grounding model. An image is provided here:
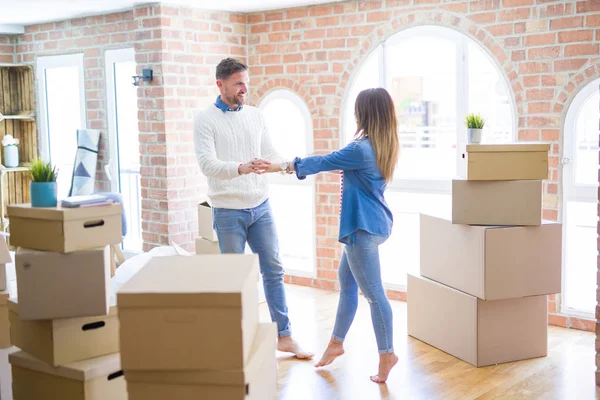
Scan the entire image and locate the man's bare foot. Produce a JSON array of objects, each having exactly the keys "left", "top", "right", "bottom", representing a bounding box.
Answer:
[
  {"left": 277, "top": 336, "right": 314, "bottom": 359},
  {"left": 370, "top": 353, "right": 398, "bottom": 383},
  {"left": 314, "top": 338, "right": 345, "bottom": 368}
]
